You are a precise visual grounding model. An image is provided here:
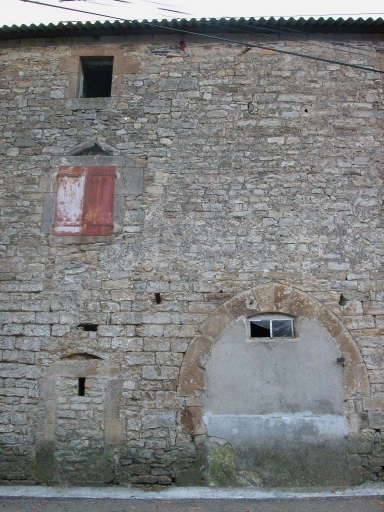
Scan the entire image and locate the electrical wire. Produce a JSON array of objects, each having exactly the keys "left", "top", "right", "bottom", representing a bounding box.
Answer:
[
  {"left": 112, "top": 0, "right": 191, "bottom": 12},
  {"left": 144, "top": 22, "right": 384, "bottom": 74},
  {"left": 61, "top": 0, "right": 113, "bottom": 3},
  {"left": 62, "top": 0, "right": 384, "bottom": 55},
  {"left": 58, "top": 1, "right": 384, "bottom": 19},
  {"left": 203, "top": 18, "right": 378, "bottom": 60},
  {"left": 61, "top": 0, "right": 192, "bottom": 16},
  {"left": 94, "top": 1, "right": 383, "bottom": 62},
  {"left": 231, "top": 12, "right": 384, "bottom": 18},
  {"left": 231, "top": 19, "right": 379, "bottom": 53},
  {"left": 18, "top": 0, "right": 384, "bottom": 74}
]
